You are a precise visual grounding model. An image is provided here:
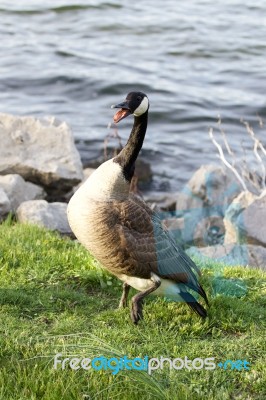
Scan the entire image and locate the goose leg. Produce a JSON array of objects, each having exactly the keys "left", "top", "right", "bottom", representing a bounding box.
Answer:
[
  {"left": 118, "top": 282, "right": 131, "bottom": 309},
  {"left": 131, "top": 280, "right": 161, "bottom": 324}
]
